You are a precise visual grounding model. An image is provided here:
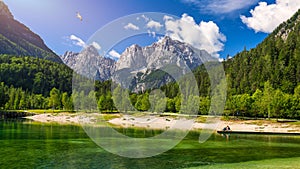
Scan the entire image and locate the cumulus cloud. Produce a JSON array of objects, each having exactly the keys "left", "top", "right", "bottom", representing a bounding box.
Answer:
[
  {"left": 124, "top": 23, "right": 140, "bottom": 30},
  {"left": 91, "top": 42, "right": 101, "bottom": 50},
  {"left": 164, "top": 14, "right": 226, "bottom": 57},
  {"left": 109, "top": 50, "right": 121, "bottom": 59},
  {"left": 147, "top": 30, "right": 156, "bottom": 38},
  {"left": 163, "top": 15, "right": 173, "bottom": 21},
  {"left": 241, "top": 0, "right": 300, "bottom": 33},
  {"left": 146, "top": 20, "right": 163, "bottom": 30},
  {"left": 68, "top": 35, "right": 102, "bottom": 50},
  {"left": 182, "top": 0, "right": 258, "bottom": 14},
  {"left": 69, "top": 35, "right": 85, "bottom": 47},
  {"left": 141, "top": 14, "right": 150, "bottom": 22}
]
